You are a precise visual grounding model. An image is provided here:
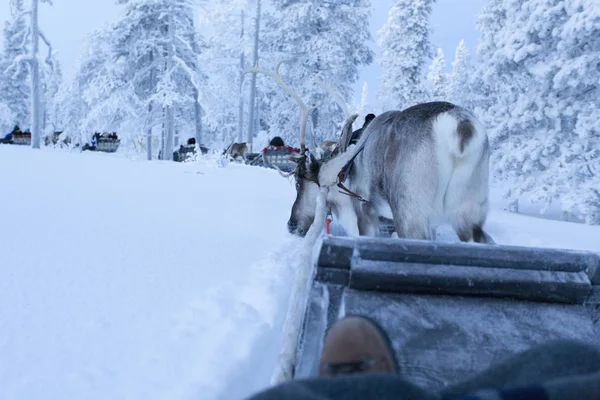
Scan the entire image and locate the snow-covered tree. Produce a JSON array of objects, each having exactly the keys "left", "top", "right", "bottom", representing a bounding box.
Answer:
[
  {"left": 55, "top": 77, "right": 87, "bottom": 147},
  {"left": 41, "top": 52, "right": 63, "bottom": 137},
  {"left": 119, "top": 0, "right": 204, "bottom": 159},
  {"left": 76, "top": 25, "right": 138, "bottom": 144},
  {"left": 358, "top": 81, "right": 369, "bottom": 116},
  {"left": 472, "top": 0, "right": 511, "bottom": 114},
  {"left": 377, "top": 0, "right": 434, "bottom": 110},
  {"left": 73, "top": 0, "right": 205, "bottom": 159},
  {"left": 245, "top": 0, "right": 262, "bottom": 149},
  {"left": 0, "top": 0, "right": 30, "bottom": 130},
  {"left": 262, "top": 0, "right": 374, "bottom": 145},
  {"left": 0, "top": 102, "right": 13, "bottom": 134},
  {"left": 474, "top": 0, "right": 600, "bottom": 224},
  {"left": 472, "top": 0, "right": 524, "bottom": 213},
  {"left": 24, "top": 0, "right": 56, "bottom": 148},
  {"left": 447, "top": 39, "right": 473, "bottom": 110},
  {"left": 199, "top": 0, "right": 251, "bottom": 146},
  {"left": 427, "top": 47, "right": 447, "bottom": 101}
]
